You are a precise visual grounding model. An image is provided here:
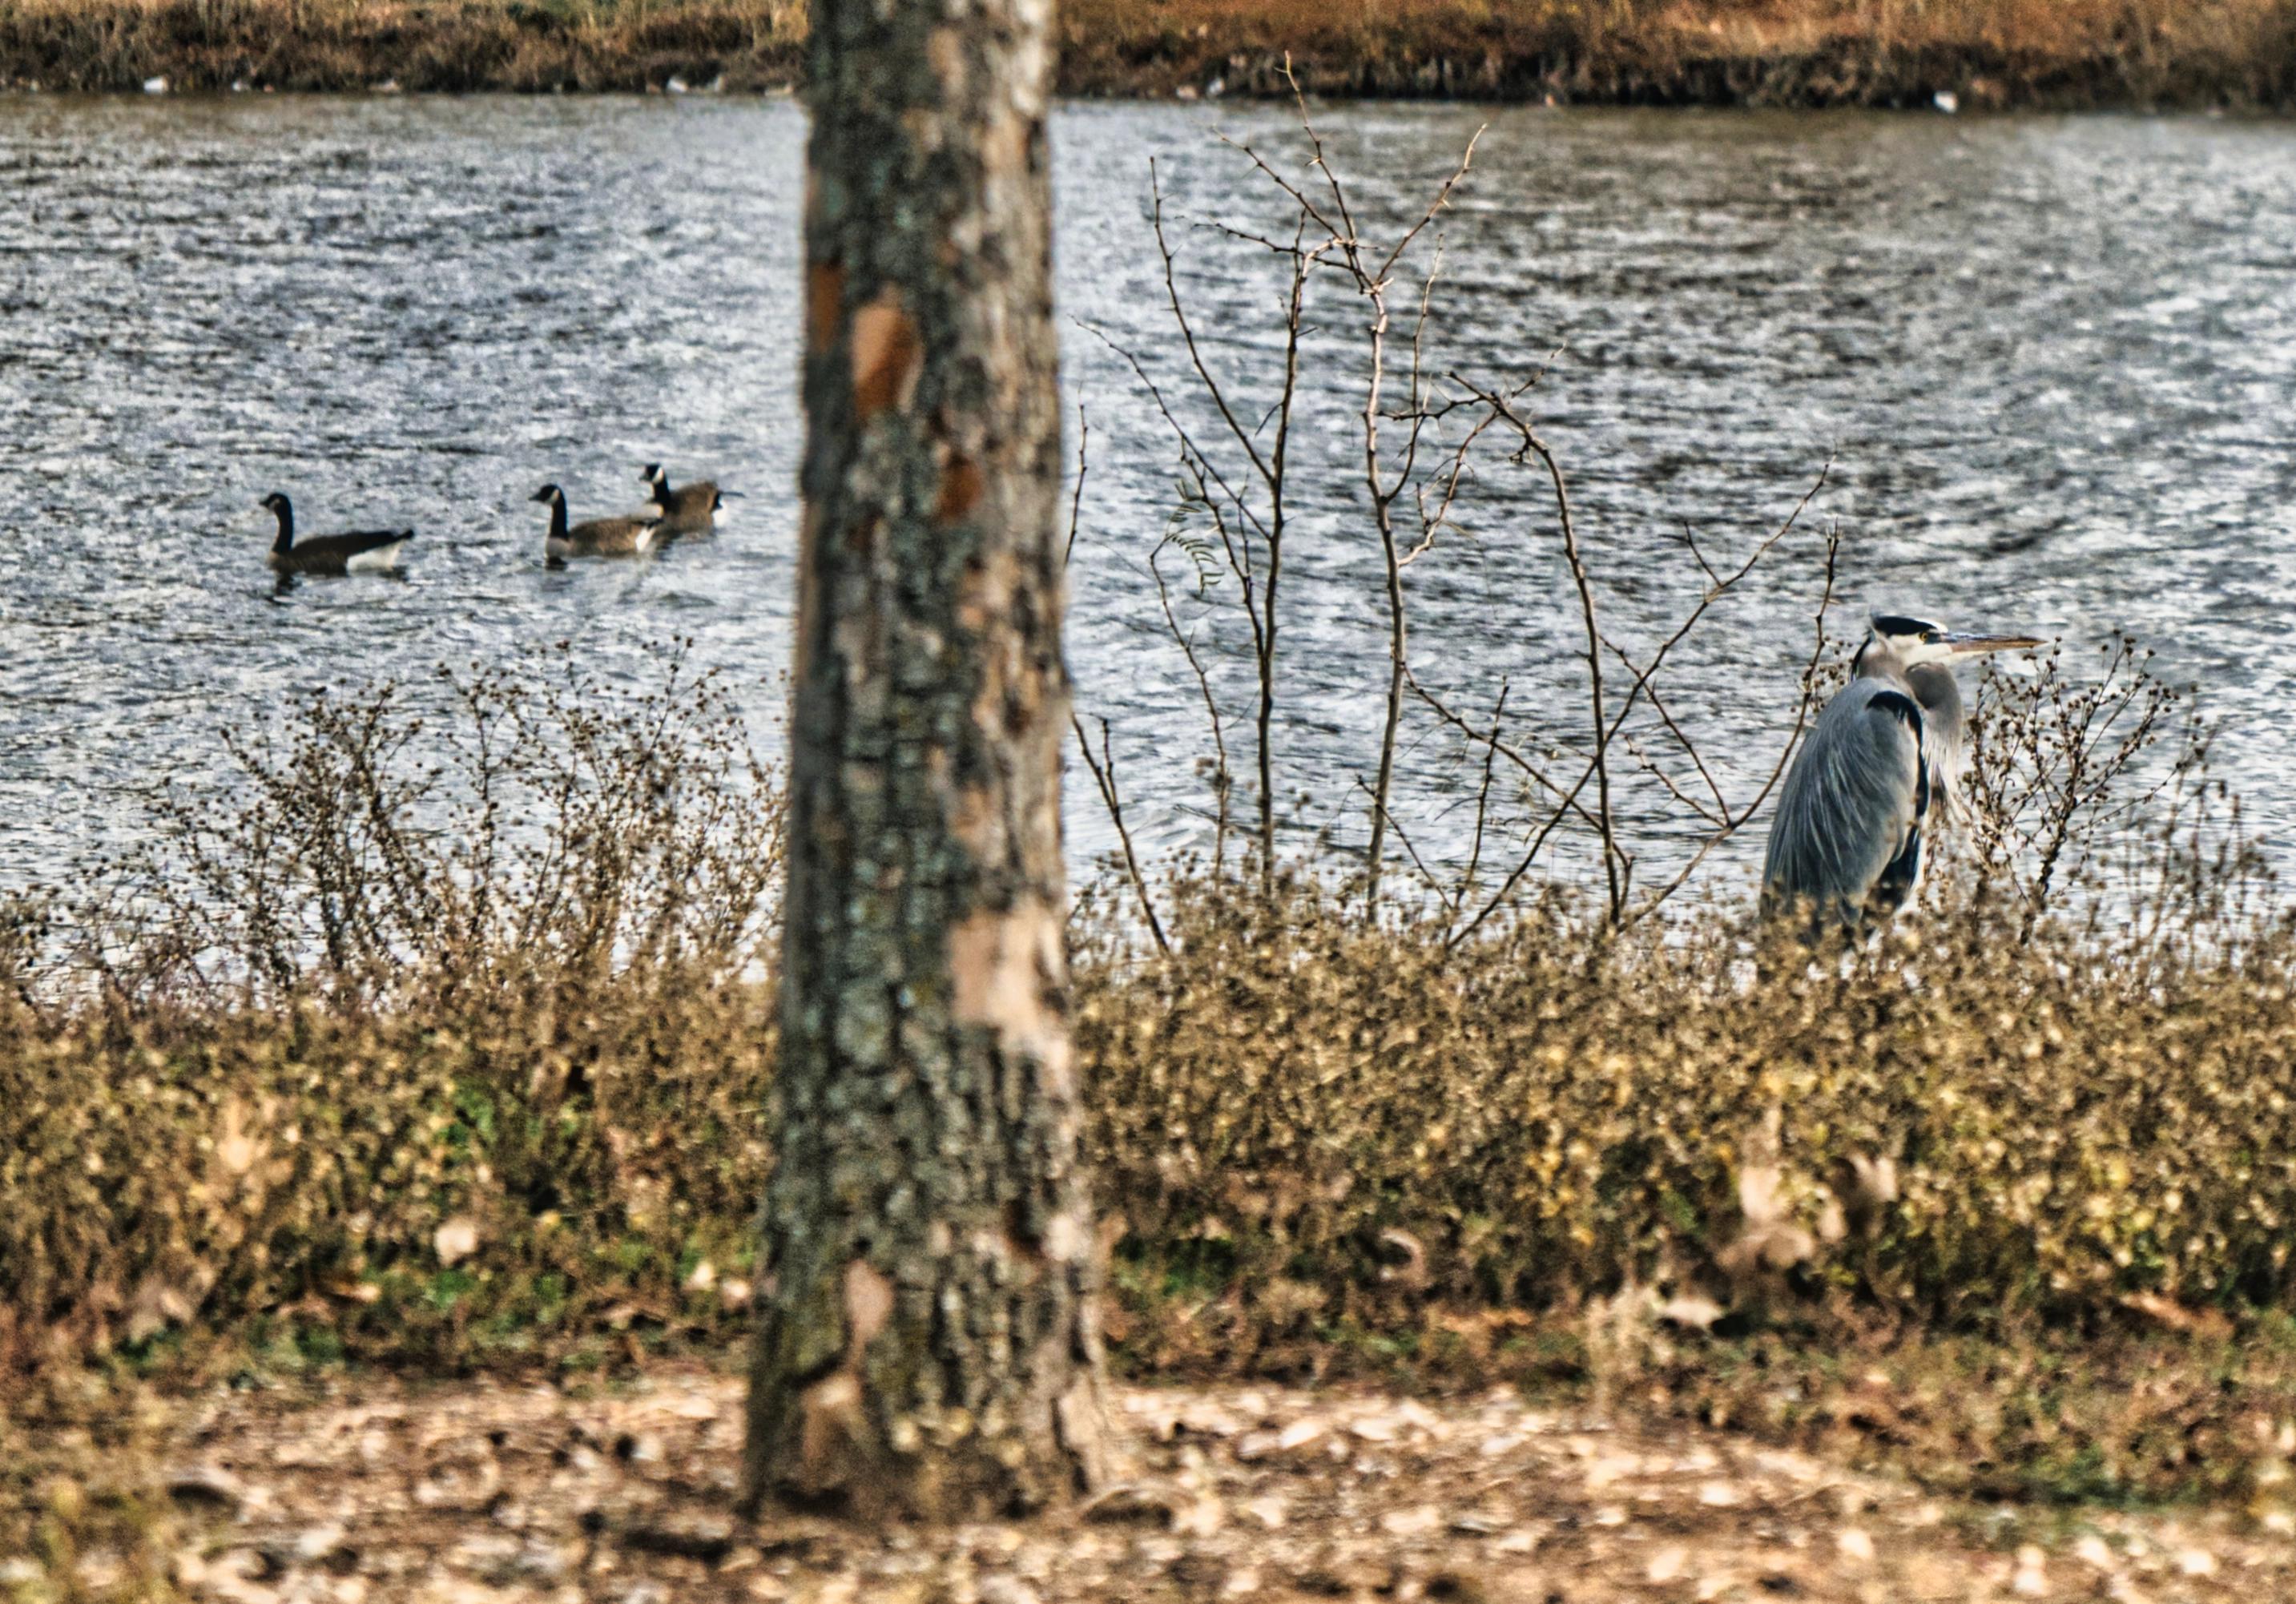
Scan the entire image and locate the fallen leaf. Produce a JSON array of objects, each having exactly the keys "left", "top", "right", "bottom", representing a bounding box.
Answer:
[
  {"left": 433, "top": 1216, "right": 480, "bottom": 1267},
  {"left": 2121, "top": 1292, "right": 2234, "bottom": 1340},
  {"left": 1376, "top": 1227, "right": 1428, "bottom": 1292},
  {"left": 1078, "top": 1484, "right": 1171, "bottom": 1526},
  {"left": 1377, "top": 1504, "right": 1440, "bottom": 1537},
  {"left": 1657, "top": 1293, "right": 1723, "bottom": 1332}
]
